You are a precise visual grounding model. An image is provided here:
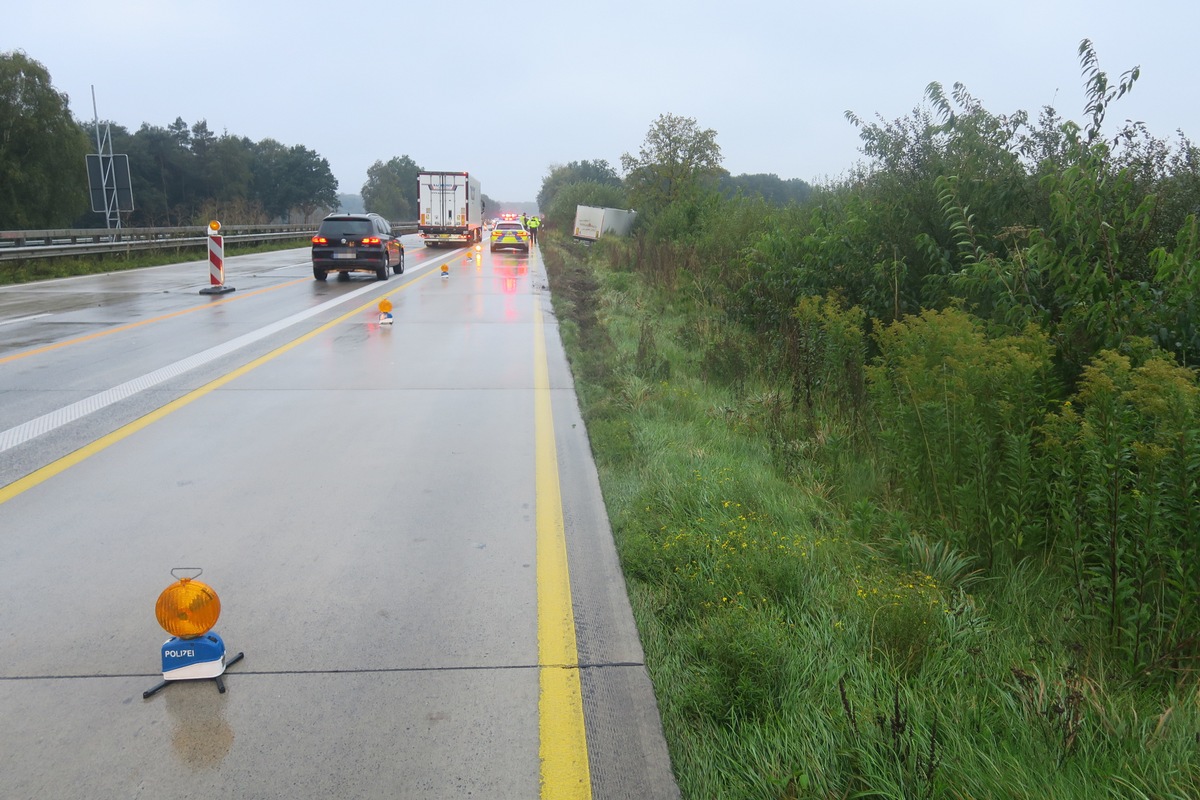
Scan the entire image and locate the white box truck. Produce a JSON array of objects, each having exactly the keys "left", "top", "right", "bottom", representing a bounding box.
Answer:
[
  {"left": 572, "top": 205, "right": 637, "bottom": 242},
  {"left": 418, "top": 171, "right": 482, "bottom": 246}
]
